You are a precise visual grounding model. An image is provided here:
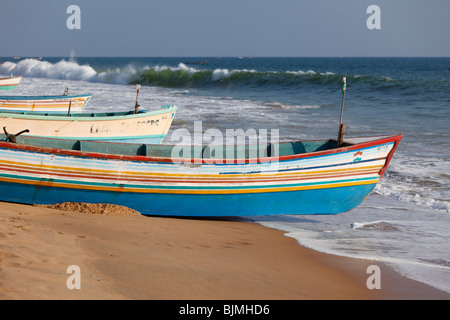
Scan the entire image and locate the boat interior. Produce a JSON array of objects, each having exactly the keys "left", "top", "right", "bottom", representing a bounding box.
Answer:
[{"left": 0, "top": 134, "right": 345, "bottom": 159}]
